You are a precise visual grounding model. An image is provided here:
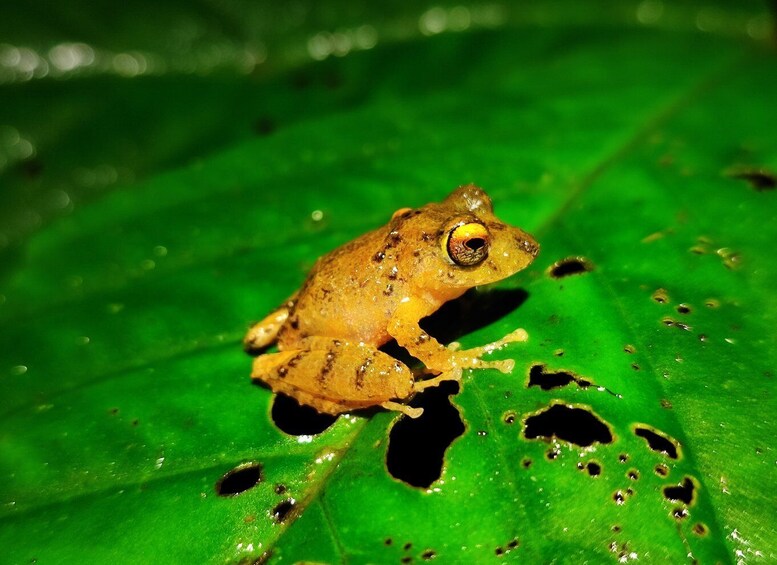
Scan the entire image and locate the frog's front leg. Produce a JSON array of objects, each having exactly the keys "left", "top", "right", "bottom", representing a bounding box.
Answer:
[
  {"left": 251, "top": 337, "right": 424, "bottom": 418},
  {"left": 389, "top": 296, "right": 527, "bottom": 375}
]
